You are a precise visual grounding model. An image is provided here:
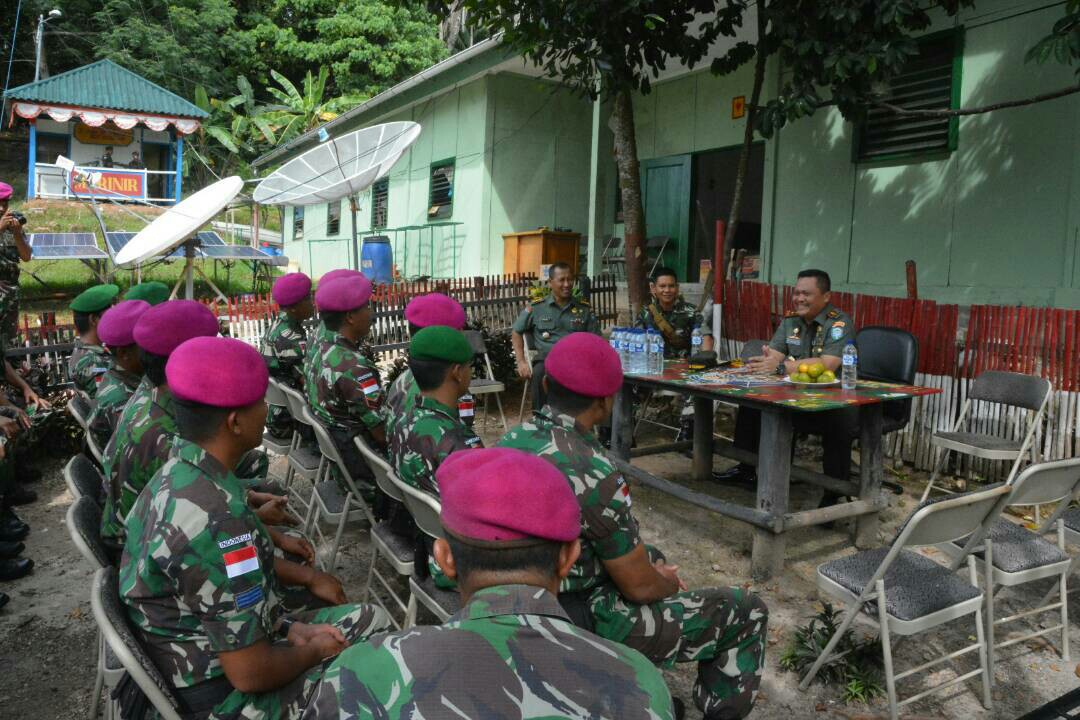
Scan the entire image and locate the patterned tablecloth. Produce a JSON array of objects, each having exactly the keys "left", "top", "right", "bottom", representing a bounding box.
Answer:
[{"left": 625, "top": 361, "right": 942, "bottom": 412}]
